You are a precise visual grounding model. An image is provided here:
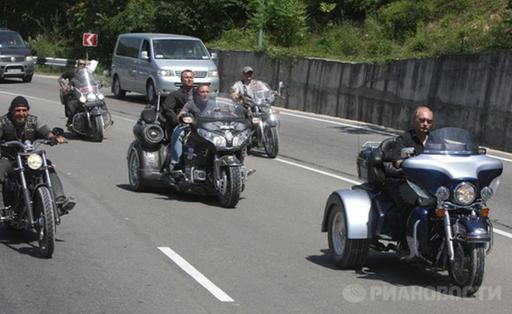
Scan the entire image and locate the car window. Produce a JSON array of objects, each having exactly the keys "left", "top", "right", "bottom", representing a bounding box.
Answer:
[
  {"left": 152, "top": 39, "right": 209, "bottom": 60},
  {"left": 116, "top": 37, "right": 141, "bottom": 58},
  {"left": 0, "top": 32, "right": 26, "bottom": 48}
]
